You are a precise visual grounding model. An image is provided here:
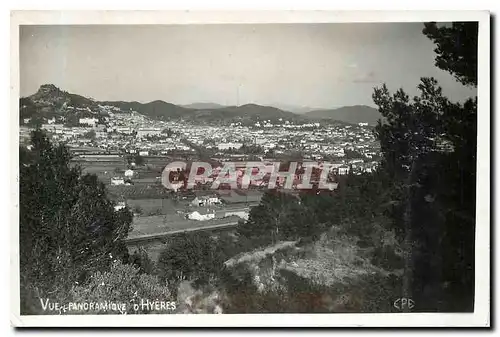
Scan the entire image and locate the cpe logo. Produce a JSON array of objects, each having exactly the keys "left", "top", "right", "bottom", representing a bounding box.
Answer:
[{"left": 393, "top": 298, "right": 415, "bottom": 311}]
